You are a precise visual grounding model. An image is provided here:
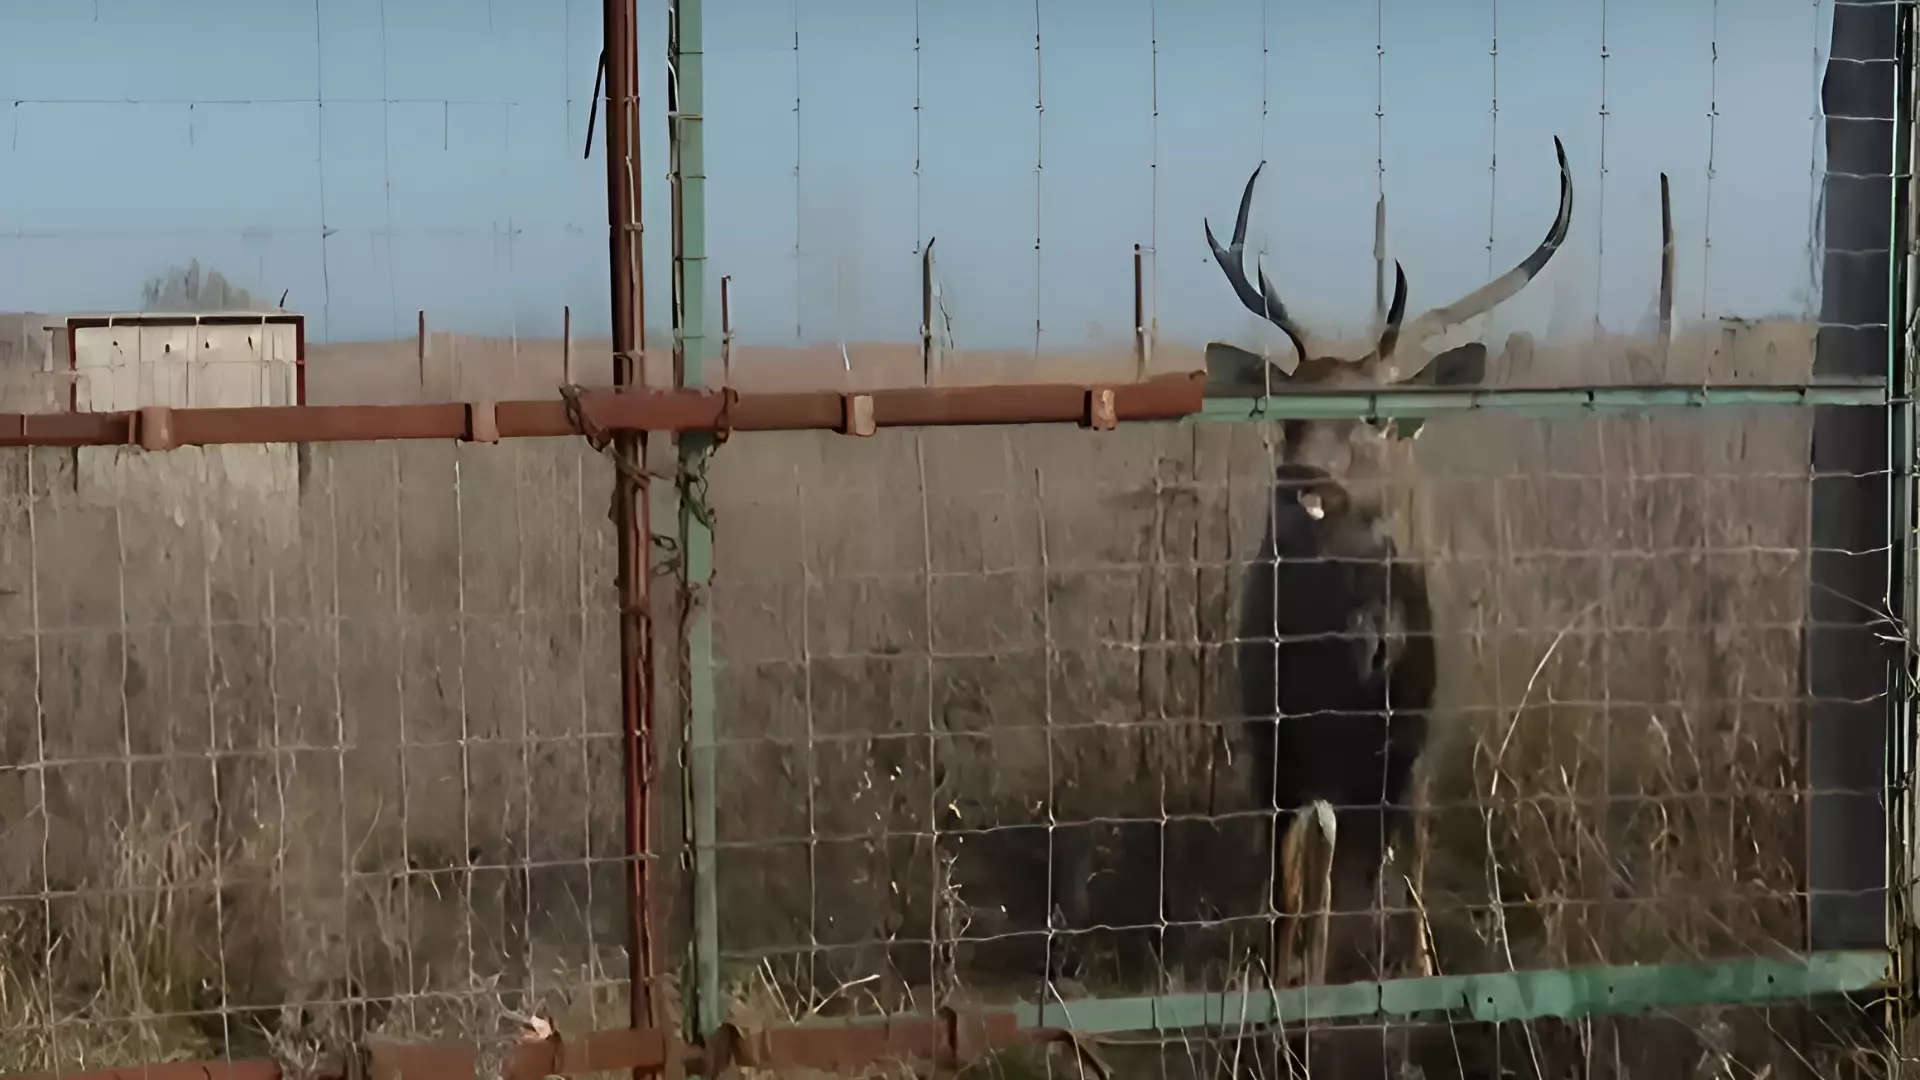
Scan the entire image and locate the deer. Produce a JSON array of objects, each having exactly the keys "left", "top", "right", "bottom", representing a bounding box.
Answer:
[{"left": 1212, "top": 136, "right": 1575, "bottom": 988}]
